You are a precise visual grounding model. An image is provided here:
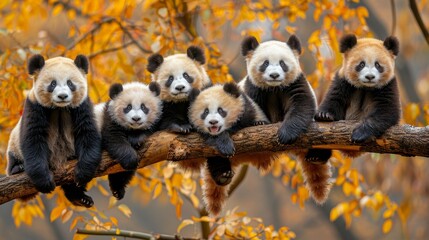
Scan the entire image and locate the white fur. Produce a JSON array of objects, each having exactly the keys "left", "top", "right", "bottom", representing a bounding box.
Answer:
[
  {"left": 170, "top": 77, "right": 192, "bottom": 96},
  {"left": 357, "top": 65, "right": 381, "bottom": 87},
  {"left": 203, "top": 103, "right": 227, "bottom": 135}
]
